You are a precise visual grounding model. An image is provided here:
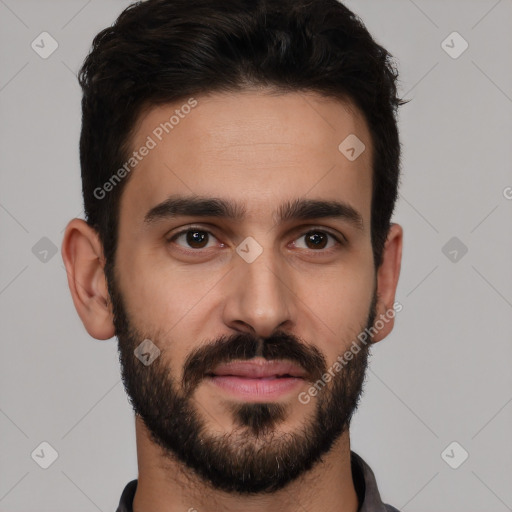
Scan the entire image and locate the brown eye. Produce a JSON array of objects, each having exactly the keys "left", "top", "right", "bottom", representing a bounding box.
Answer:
[
  {"left": 185, "top": 230, "right": 209, "bottom": 249},
  {"left": 168, "top": 228, "right": 218, "bottom": 250},
  {"left": 305, "top": 232, "right": 328, "bottom": 249},
  {"left": 294, "top": 230, "right": 341, "bottom": 251}
]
